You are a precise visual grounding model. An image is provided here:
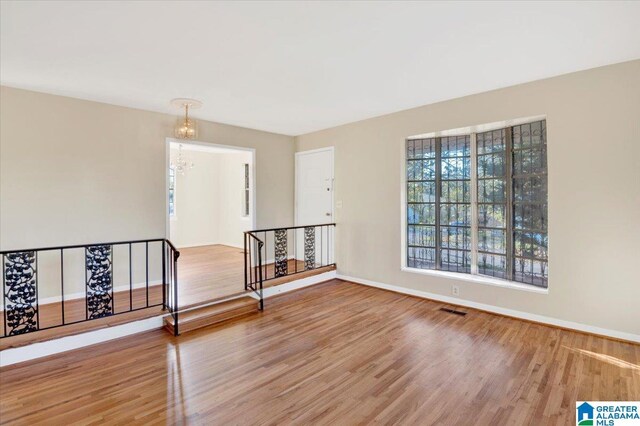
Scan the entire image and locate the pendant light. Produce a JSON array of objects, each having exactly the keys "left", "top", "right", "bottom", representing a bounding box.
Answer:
[{"left": 171, "top": 98, "right": 202, "bottom": 140}]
